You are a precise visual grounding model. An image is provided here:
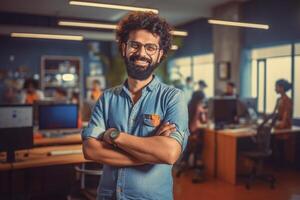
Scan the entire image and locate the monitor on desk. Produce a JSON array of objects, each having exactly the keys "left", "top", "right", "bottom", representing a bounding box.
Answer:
[
  {"left": 0, "top": 105, "right": 33, "bottom": 163},
  {"left": 210, "top": 97, "right": 238, "bottom": 129},
  {"left": 237, "top": 98, "right": 258, "bottom": 122},
  {"left": 38, "top": 104, "right": 78, "bottom": 131}
]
